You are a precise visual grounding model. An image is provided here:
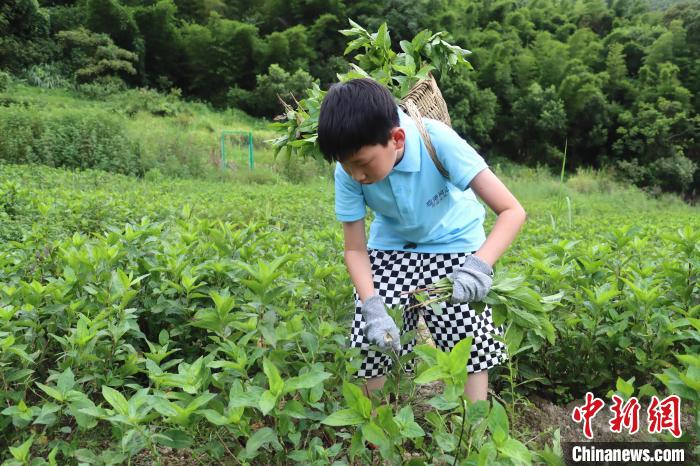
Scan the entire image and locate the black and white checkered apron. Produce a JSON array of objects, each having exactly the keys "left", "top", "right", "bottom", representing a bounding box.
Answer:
[{"left": 349, "top": 248, "right": 508, "bottom": 378}]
